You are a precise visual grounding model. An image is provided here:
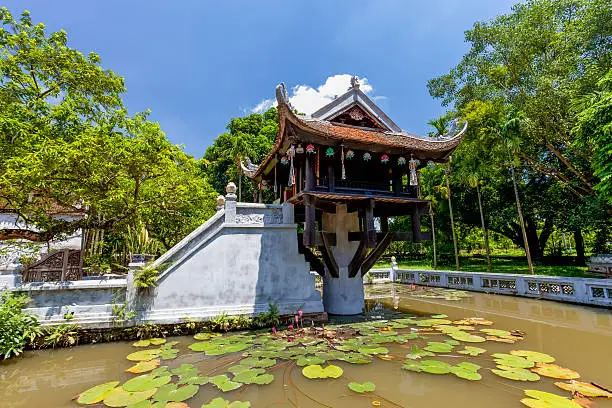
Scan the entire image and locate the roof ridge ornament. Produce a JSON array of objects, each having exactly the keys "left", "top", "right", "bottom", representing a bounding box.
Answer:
[
  {"left": 439, "top": 118, "right": 468, "bottom": 139},
  {"left": 350, "top": 75, "right": 360, "bottom": 90}
]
